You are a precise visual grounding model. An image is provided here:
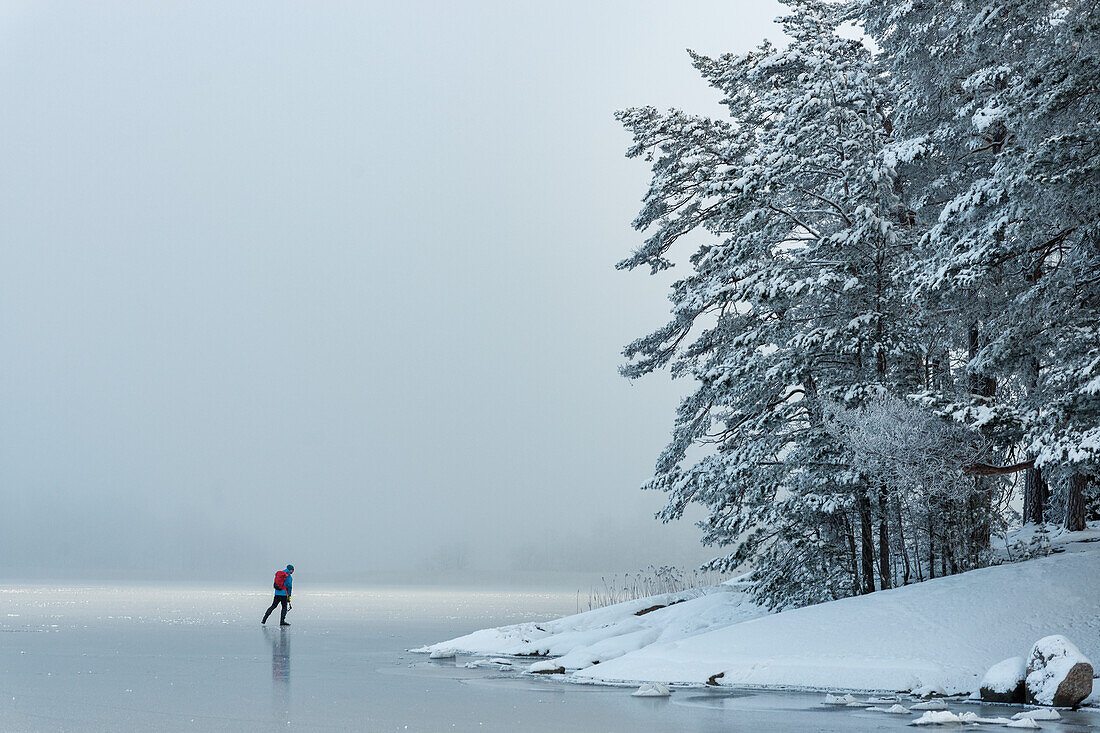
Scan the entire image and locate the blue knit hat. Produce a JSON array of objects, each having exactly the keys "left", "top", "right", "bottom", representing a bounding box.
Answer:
[{"left": 286, "top": 564, "right": 294, "bottom": 572}]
